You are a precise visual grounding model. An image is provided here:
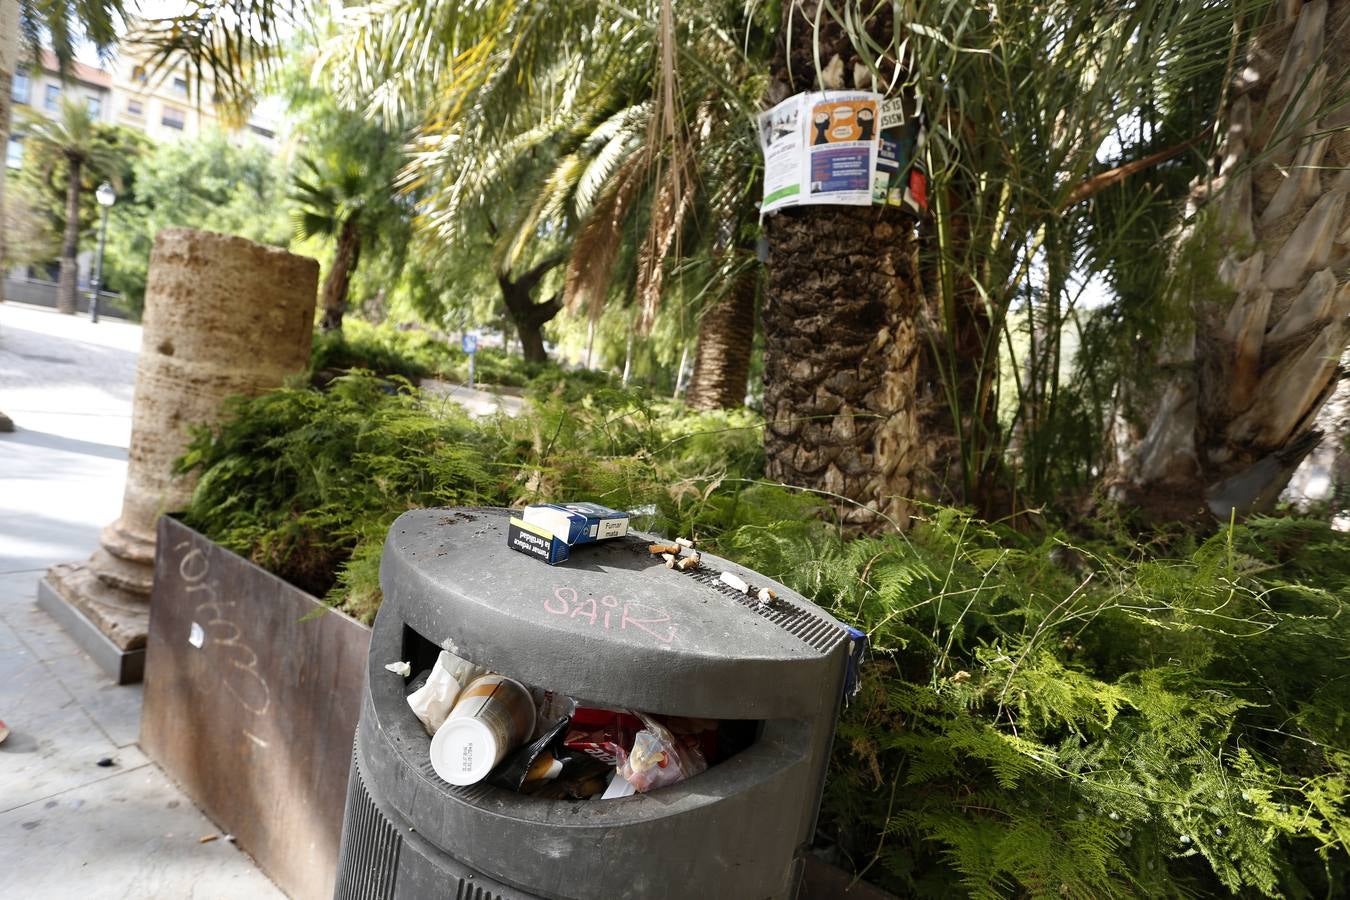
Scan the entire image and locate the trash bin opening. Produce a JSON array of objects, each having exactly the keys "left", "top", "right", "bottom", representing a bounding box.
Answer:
[{"left": 398, "top": 622, "right": 762, "bottom": 800}]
